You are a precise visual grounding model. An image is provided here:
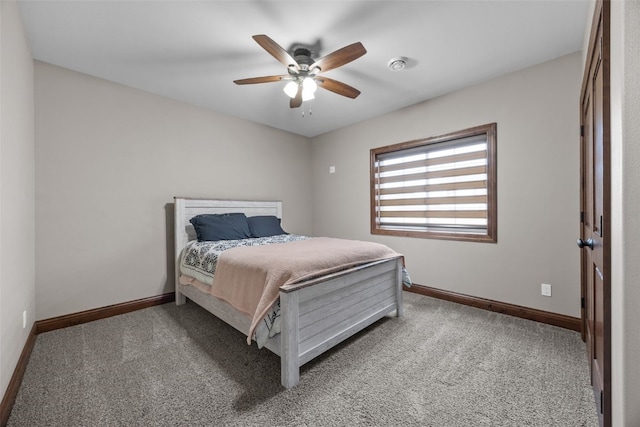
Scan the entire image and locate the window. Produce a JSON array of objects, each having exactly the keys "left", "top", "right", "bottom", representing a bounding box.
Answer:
[{"left": 370, "top": 123, "right": 497, "bottom": 243}]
